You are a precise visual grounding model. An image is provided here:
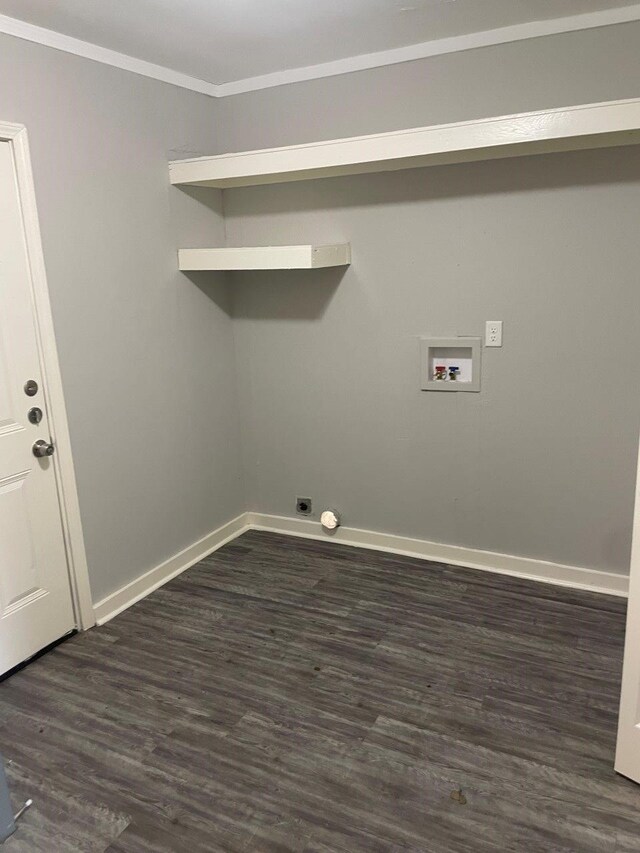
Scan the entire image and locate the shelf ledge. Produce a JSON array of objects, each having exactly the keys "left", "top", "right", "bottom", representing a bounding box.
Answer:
[
  {"left": 178, "top": 244, "right": 351, "bottom": 271},
  {"left": 169, "top": 97, "right": 640, "bottom": 189}
]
